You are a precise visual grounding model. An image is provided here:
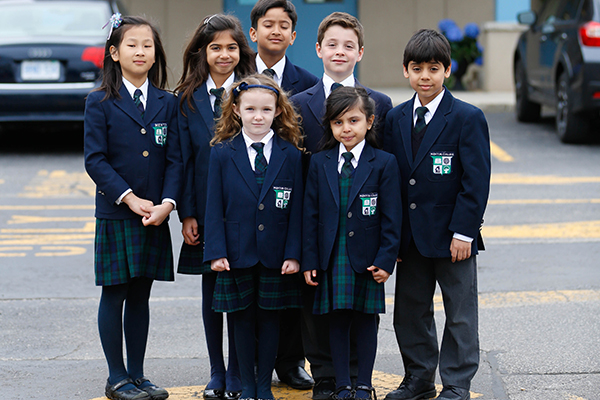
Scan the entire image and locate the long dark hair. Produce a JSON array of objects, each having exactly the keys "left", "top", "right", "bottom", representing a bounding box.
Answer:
[
  {"left": 176, "top": 14, "right": 256, "bottom": 113},
  {"left": 97, "top": 16, "right": 168, "bottom": 101},
  {"left": 320, "top": 86, "right": 378, "bottom": 151}
]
